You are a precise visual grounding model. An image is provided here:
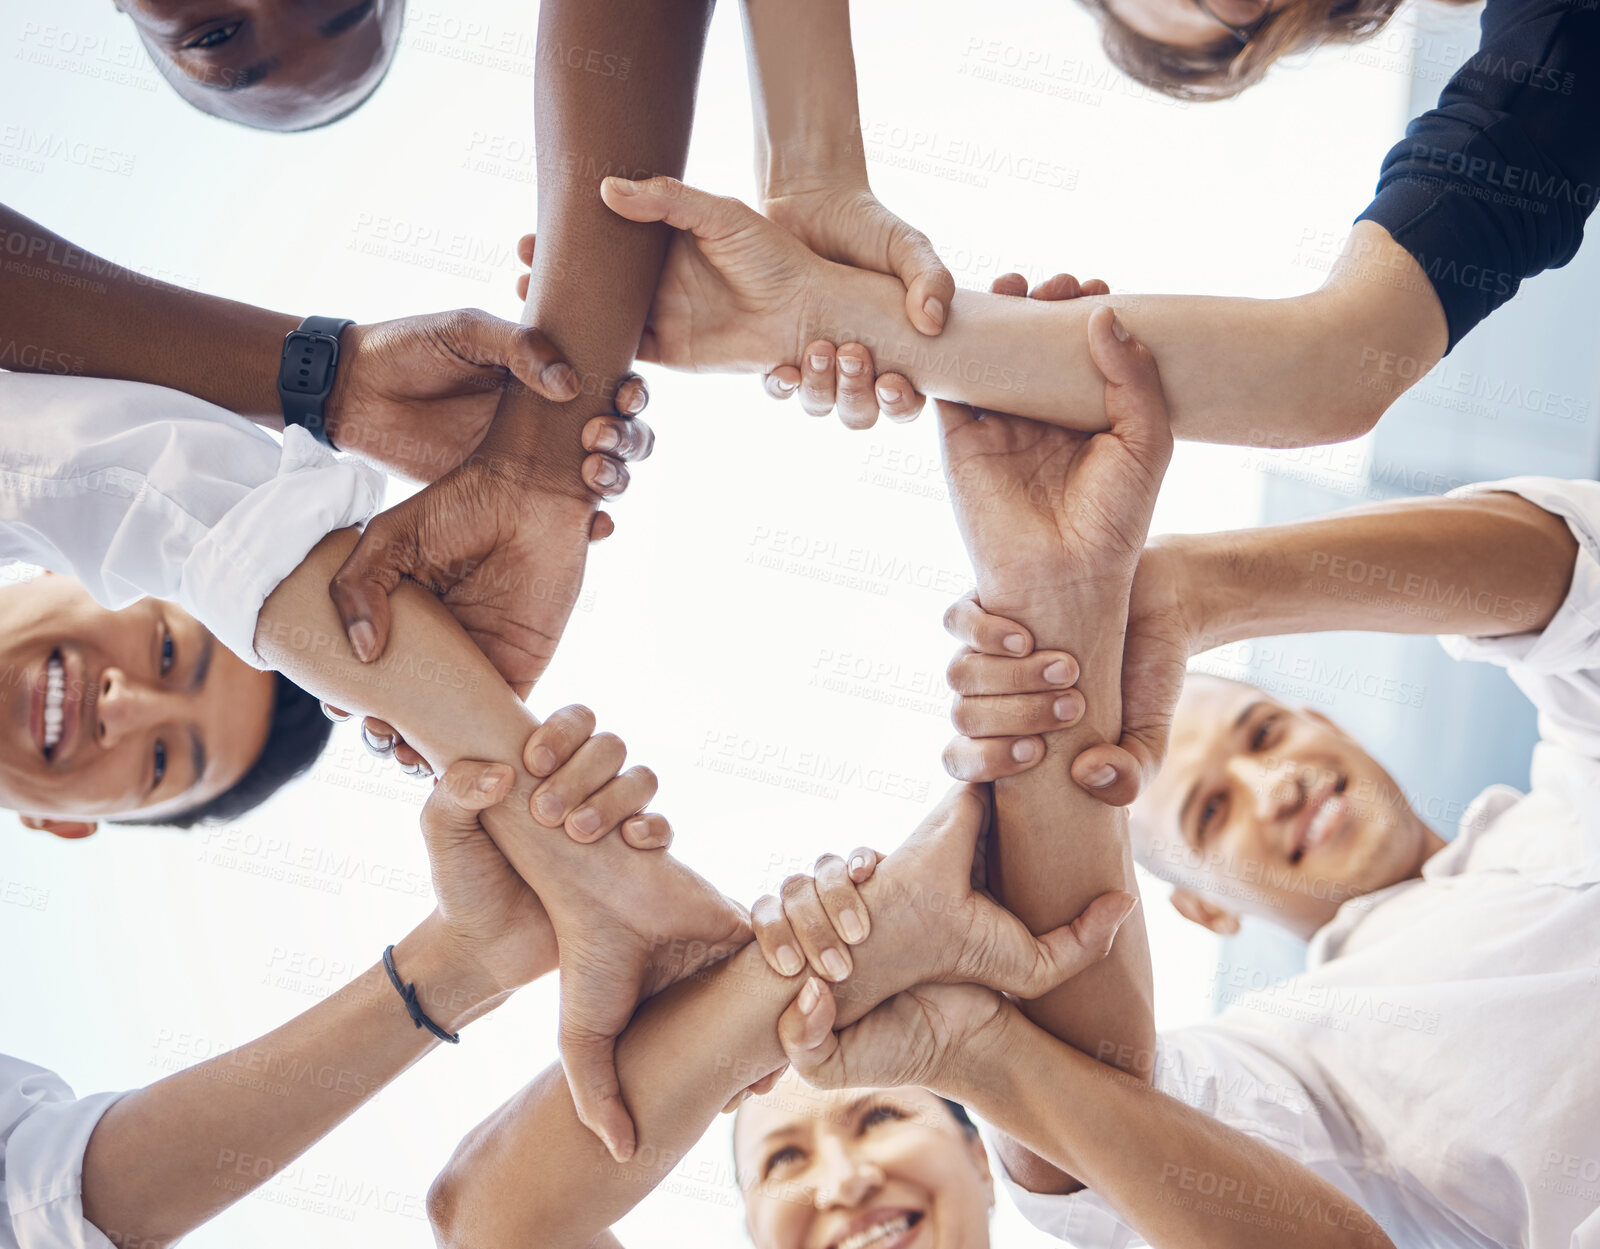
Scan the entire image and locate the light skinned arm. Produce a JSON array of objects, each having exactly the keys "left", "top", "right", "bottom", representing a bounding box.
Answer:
[{"left": 604, "top": 179, "right": 1449, "bottom": 446}]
